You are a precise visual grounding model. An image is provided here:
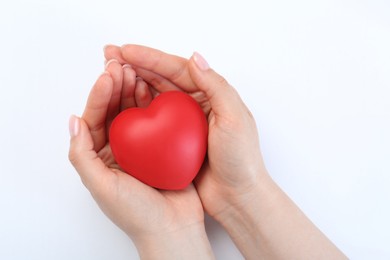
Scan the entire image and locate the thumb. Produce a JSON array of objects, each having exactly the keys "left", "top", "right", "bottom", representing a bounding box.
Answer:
[
  {"left": 188, "top": 52, "right": 245, "bottom": 117},
  {"left": 68, "top": 115, "right": 109, "bottom": 191}
]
